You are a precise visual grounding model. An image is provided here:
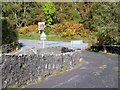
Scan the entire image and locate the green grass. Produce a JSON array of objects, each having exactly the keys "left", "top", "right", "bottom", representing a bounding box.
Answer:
[
  {"left": 51, "top": 66, "right": 71, "bottom": 75},
  {"left": 19, "top": 32, "right": 71, "bottom": 42},
  {"left": 19, "top": 32, "right": 40, "bottom": 40},
  {"left": 19, "top": 32, "right": 93, "bottom": 44},
  {"left": 3, "top": 84, "right": 20, "bottom": 90}
]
